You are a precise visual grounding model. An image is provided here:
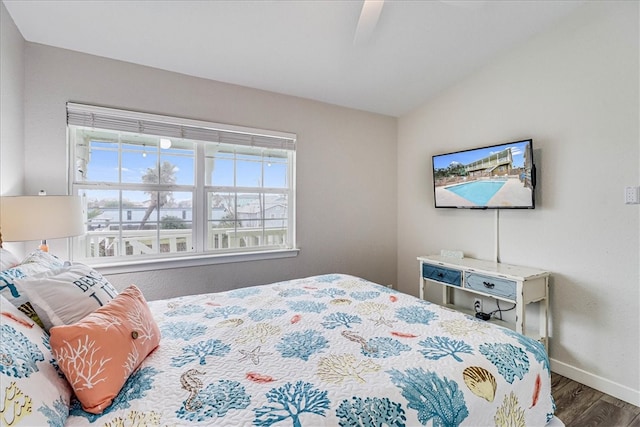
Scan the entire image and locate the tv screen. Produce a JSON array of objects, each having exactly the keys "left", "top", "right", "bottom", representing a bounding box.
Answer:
[{"left": 432, "top": 139, "right": 535, "bottom": 209}]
